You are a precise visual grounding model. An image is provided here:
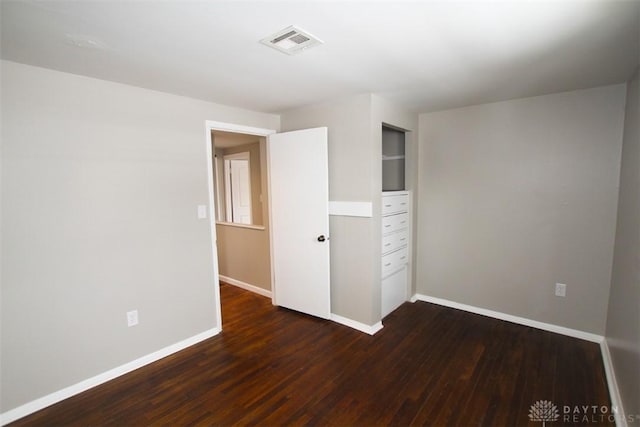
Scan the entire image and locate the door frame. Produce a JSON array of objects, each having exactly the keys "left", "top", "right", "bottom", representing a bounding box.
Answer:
[{"left": 204, "top": 120, "right": 276, "bottom": 329}]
